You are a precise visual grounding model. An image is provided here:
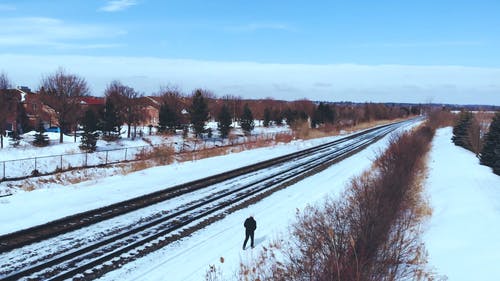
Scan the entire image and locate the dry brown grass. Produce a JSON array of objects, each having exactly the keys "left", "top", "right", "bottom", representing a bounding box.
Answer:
[
  {"left": 232, "top": 124, "right": 437, "bottom": 281},
  {"left": 176, "top": 133, "right": 296, "bottom": 163},
  {"left": 137, "top": 144, "right": 175, "bottom": 165},
  {"left": 20, "top": 183, "right": 37, "bottom": 192},
  {"left": 274, "top": 132, "right": 294, "bottom": 143},
  {"left": 426, "top": 110, "right": 455, "bottom": 129},
  {"left": 121, "top": 160, "right": 155, "bottom": 174},
  {"left": 14, "top": 118, "right": 413, "bottom": 194},
  {"left": 344, "top": 118, "right": 408, "bottom": 133},
  {"left": 291, "top": 118, "right": 407, "bottom": 141}
]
